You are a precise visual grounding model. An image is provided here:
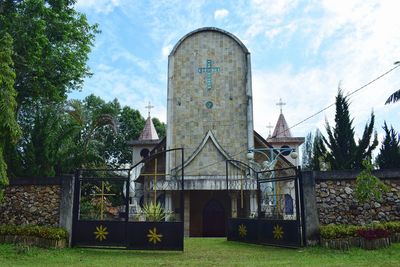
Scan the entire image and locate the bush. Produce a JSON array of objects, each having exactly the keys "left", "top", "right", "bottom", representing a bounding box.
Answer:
[
  {"left": 320, "top": 221, "right": 400, "bottom": 240},
  {"left": 320, "top": 224, "right": 358, "bottom": 239},
  {"left": 357, "top": 228, "right": 390, "bottom": 240},
  {"left": 141, "top": 202, "right": 166, "bottom": 222},
  {"left": 0, "top": 225, "right": 68, "bottom": 240},
  {"left": 382, "top": 221, "right": 400, "bottom": 233}
]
